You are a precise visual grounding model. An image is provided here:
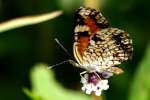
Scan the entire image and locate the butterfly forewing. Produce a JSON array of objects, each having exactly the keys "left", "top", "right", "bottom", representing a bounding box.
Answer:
[
  {"left": 74, "top": 7, "right": 109, "bottom": 29},
  {"left": 74, "top": 7, "right": 109, "bottom": 56}
]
